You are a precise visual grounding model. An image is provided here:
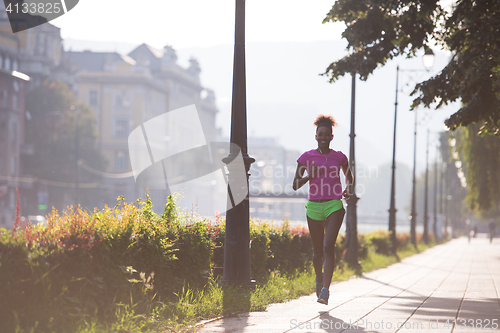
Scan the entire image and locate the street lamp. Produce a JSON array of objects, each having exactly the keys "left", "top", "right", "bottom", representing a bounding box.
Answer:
[
  {"left": 423, "top": 49, "right": 435, "bottom": 70},
  {"left": 343, "top": 74, "right": 360, "bottom": 271},
  {"left": 222, "top": 0, "right": 256, "bottom": 288},
  {"left": 433, "top": 145, "right": 439, "bottom": 239},
  {"left": 389, "top": 49, "right": 434, "bottom": 251},
  {"left": 72, "top": 105, "right": 80, "bottom": 206},
  {"left": 423, "top": 130, "right": 430, "bottom": 244},
  {"left": 410, "top": 49, "right": 434, "bottom": 247},
  {"left": 410, "top": 107, "right": 418, "bottom": 247}
]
